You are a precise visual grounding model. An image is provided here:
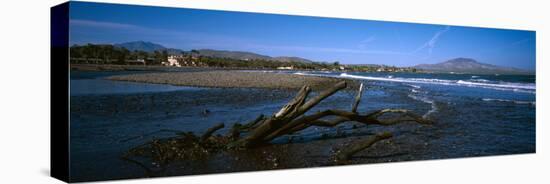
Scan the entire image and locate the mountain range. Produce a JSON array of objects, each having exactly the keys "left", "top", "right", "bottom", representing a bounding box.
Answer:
[
  {"left": 114, "top": 41, "right": 167, "bottom": 53},
  {"left": 114, "top": 41, "right": 314, "bottom": 63},
  {"left": 113, "top": 41, "right": 531, "bottom": 74},
  {"left": 414, "top": 58, "right": 532, "bottom": 75}
]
